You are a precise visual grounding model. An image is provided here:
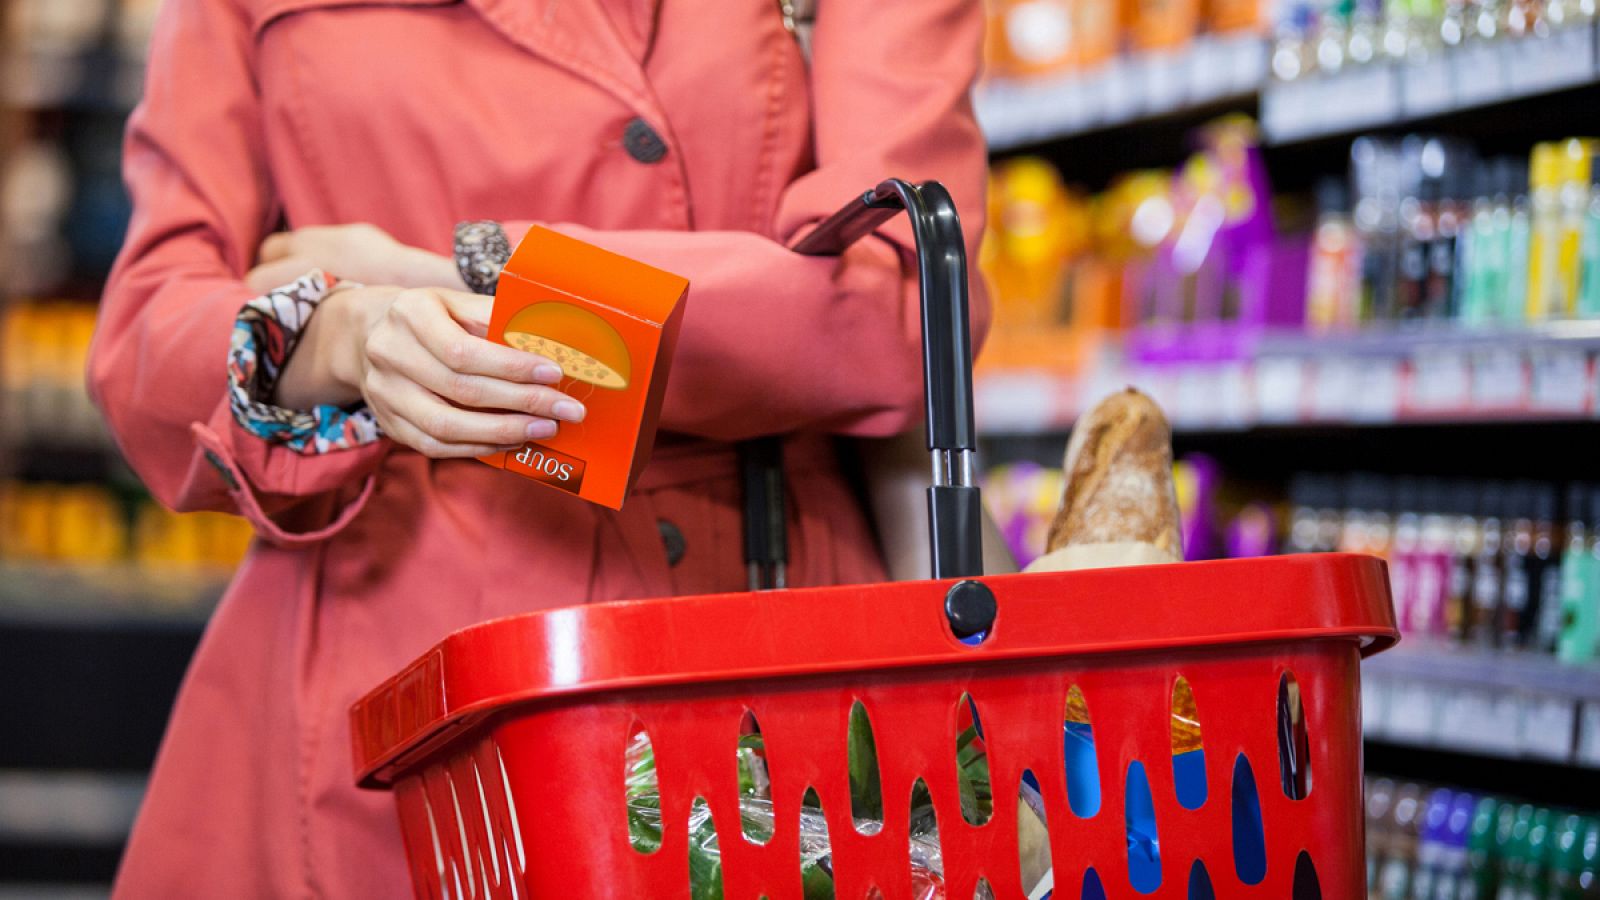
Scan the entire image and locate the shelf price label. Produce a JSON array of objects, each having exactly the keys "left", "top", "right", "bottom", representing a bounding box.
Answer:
[
  {"left": 1470, "top": 347, "right": 1530, "bottom": 412},
  {"left": 1352, "top": 358, "right": 1405, "bottom": 422},
  {"left": 1255, "top": 356, "right": 1306, "bottom": 424},
  {"left": 1451, "top": 40, "right": 1512, "bottom": 107},
  {"left": 1402, "top": 54, "right": 1455, "bottom": 116},
  {"left": 1579, "top": 703, "right": 1600, "bottom": 768},
  {"left": 1529, "top": 347, "right": 1592, "bottom": 414},
  {"left": 974, "top": 373, "right": 1062, "bottom": 433},
  {"left": 1507, "top": 26, "right": 1596, "bottom": 95},
  {"left": 1523, "top": 696, "right": 1577, "bottom": 762},
  {"left": 1408, "top": 349, "right": 1473, "bottom": 414}
]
